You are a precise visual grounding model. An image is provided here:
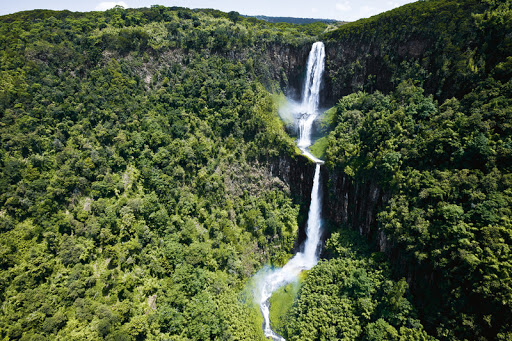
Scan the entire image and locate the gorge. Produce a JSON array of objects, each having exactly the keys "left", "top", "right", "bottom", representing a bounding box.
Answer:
[
  {"left": 0, "top": 1, "right": 511, "bottom": 340},
  {"left": 258, "top": 41, "right": 325, "bottom": 340}
]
